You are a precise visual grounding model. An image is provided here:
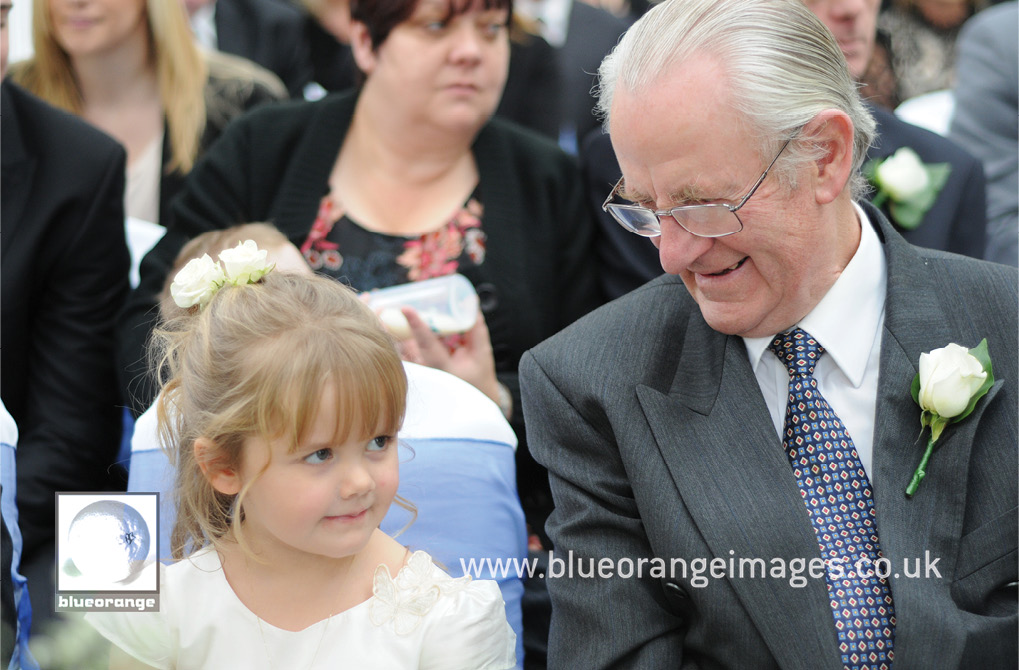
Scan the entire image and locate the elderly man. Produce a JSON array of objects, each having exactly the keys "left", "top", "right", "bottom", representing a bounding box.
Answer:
[
  {"left": 584, "top": 0, "right": 989, "bottom": 301},
  {"left": 520, "top": 0, "right": 1017, "bottom": 668}
]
